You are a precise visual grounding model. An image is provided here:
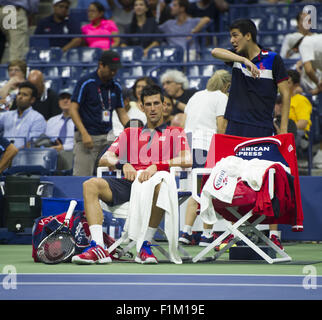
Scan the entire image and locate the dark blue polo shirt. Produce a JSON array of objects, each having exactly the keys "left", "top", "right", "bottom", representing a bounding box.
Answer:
[
  {"left": 71, "top": 71, "right": 124, "bottom": 135},
  {"left": 34, "top": 15, "right": 80, "bottom": 48},
  {"left": 225, "top": 49, "right": 288, "bottom": 129},
  {"left": 0, "top": 137, "right": 11, "bottom": 158}
]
